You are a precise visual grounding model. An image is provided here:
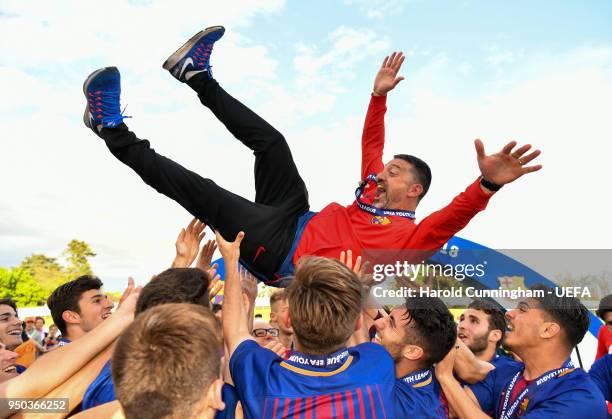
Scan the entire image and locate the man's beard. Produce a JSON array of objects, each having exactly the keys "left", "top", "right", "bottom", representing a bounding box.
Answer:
[{"left": 467, "top": 332, "right": 489, "bottom": 355}]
